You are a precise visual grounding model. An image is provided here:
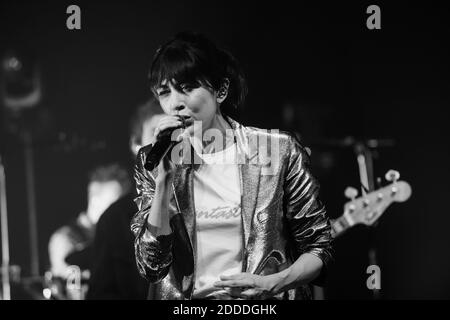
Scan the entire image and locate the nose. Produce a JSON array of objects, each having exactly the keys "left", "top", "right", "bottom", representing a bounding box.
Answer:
[
  {"left": 172, "top": 104, "right": 185, "bottom": 115},
  {"left": 168, "top": 90, "right": 186, "bottom": 115}
]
